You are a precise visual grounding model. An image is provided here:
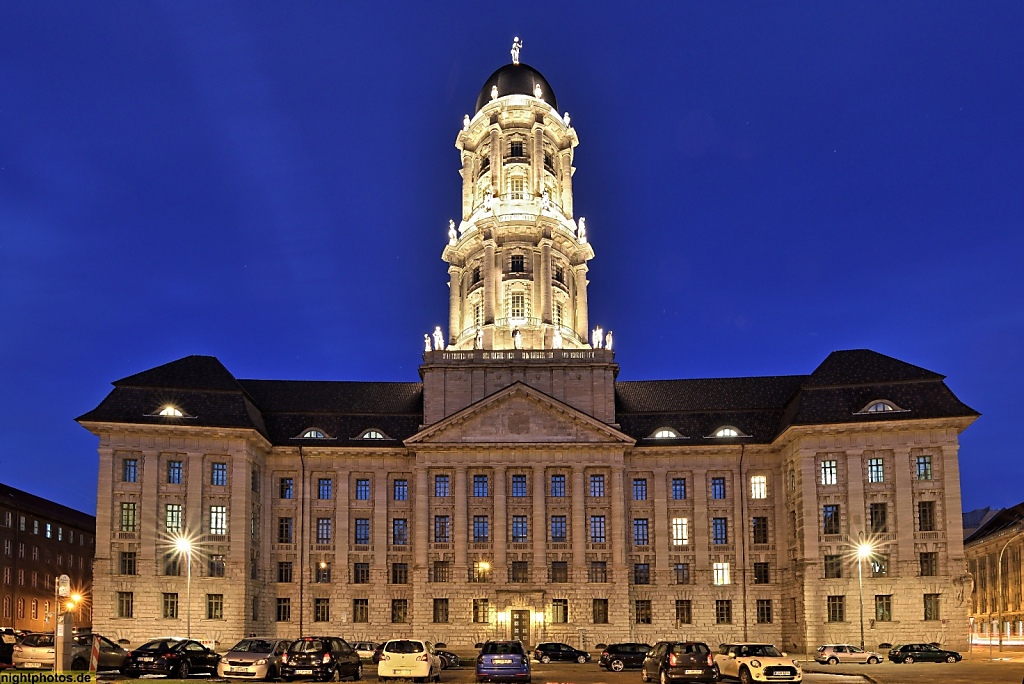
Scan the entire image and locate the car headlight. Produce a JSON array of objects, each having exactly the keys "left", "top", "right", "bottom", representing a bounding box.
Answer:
[
  {"left": 750, "top": 660, "right": 761, "bottom": 668},
  {"left": 255, "top": 659, "right": 267, "bottom": 666}
]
